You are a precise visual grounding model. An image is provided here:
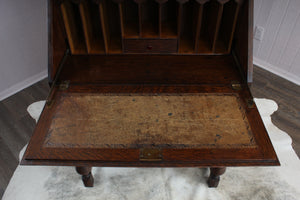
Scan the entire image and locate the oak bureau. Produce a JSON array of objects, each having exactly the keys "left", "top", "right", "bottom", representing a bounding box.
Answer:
[{"left": 22, "top": 0, "right": 279, "bottom": 188}]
